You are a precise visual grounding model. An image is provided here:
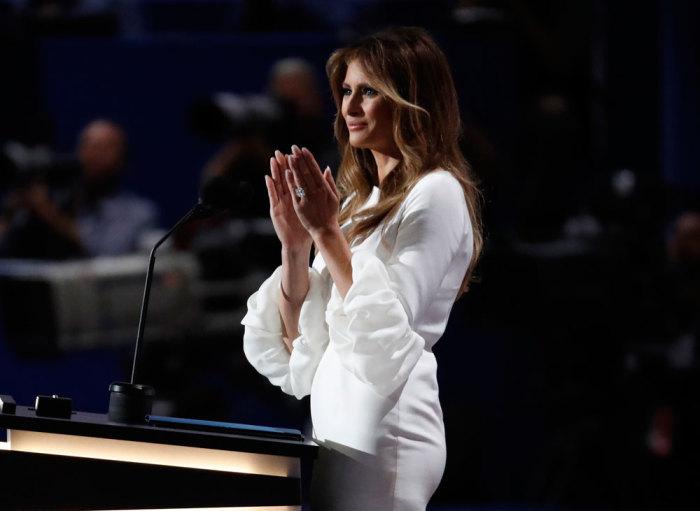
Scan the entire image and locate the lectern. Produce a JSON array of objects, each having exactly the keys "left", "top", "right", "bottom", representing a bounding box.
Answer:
[{"left": 0, "top": 403, "right": 317, "bottom": 510}]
